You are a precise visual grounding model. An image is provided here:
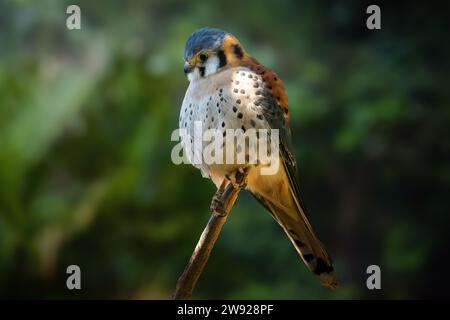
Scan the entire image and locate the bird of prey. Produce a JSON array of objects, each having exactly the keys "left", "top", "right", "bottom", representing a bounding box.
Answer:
[{"left": 179, "top": 27, "right": 337, "bottom": 289}]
